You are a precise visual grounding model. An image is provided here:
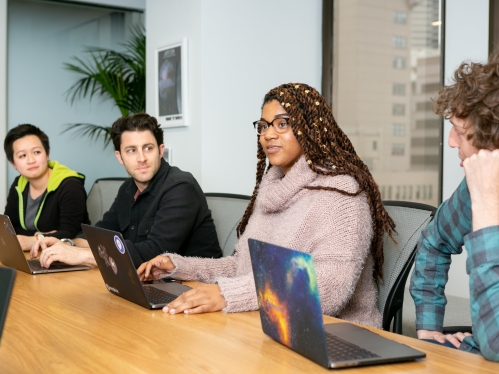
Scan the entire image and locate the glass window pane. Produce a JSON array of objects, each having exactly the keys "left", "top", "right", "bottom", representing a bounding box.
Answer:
[{"left": 330, "top": 0, "right": 442, "bottom": 206}]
